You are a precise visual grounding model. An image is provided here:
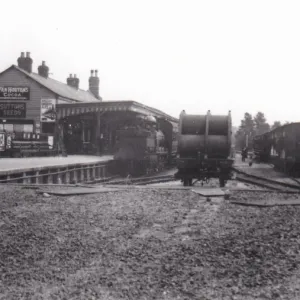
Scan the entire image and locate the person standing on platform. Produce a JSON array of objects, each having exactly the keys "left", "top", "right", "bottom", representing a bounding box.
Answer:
[{"left": 242, "top": 147, "right": 248, "bottom": 162}]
